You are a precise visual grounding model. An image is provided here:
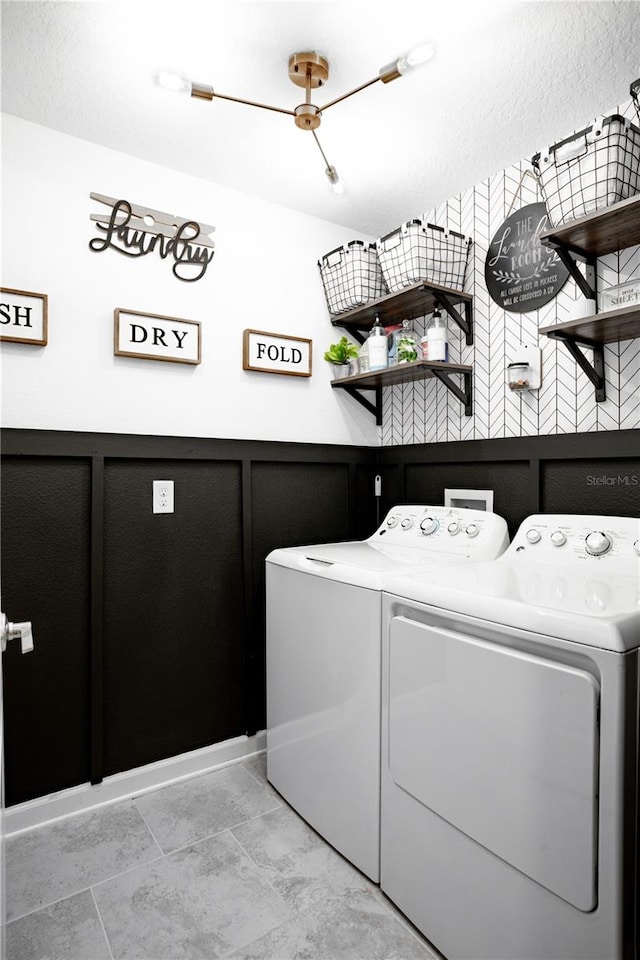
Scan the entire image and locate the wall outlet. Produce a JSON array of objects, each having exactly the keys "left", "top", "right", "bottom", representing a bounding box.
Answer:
[{"left": 153, "top": 480, "right": 174, "bottom": 514}]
